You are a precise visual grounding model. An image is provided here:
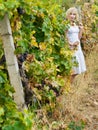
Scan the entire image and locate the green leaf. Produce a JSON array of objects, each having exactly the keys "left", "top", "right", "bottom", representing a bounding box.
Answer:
[
  {"left": 0, "top": 71, "right": 7, "bottom": 83},
  {"left": 0, "top": 117, "right": 3, "bottom": 123},
  {"left": 2, "top": 121, "right": 26, "bottom": 130},
  {"left": 4, "top": 1, "right": 19, "bottom": 9},
  {"left": 0, "top": 75, "right": 5, "bottom": 83},
  {"left": 0, "top": 107, "right": 4, "bottom": 116},
  {"left": 0, "top": 3, "right": 5, "bottom": 10}
]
